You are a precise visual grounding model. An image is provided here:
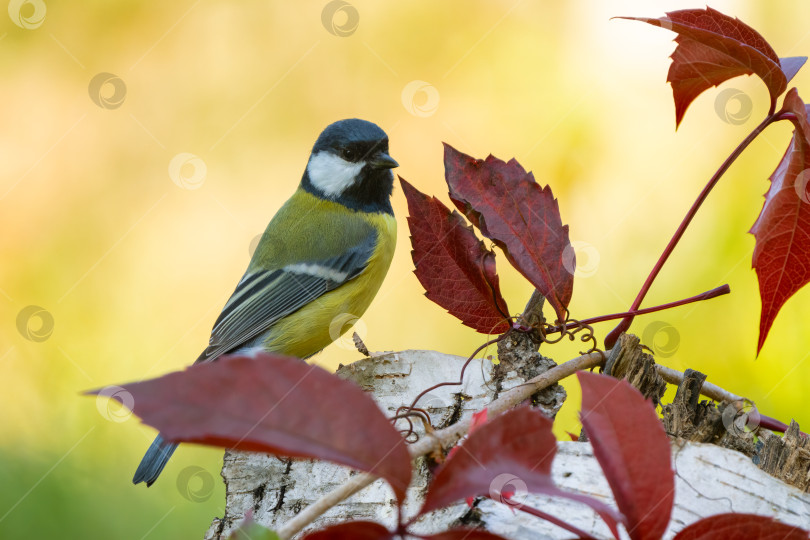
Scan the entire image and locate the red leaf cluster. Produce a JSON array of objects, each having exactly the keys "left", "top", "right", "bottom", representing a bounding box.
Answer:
[
  {"left": 618, "top": 7, "right": 810, "bottom": 352},
  {"left": 621, "top": 8, "right": 806, "bottom": 127},
  {"left": 402, "top": 145, "right": 574, "bottom": 330}
]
